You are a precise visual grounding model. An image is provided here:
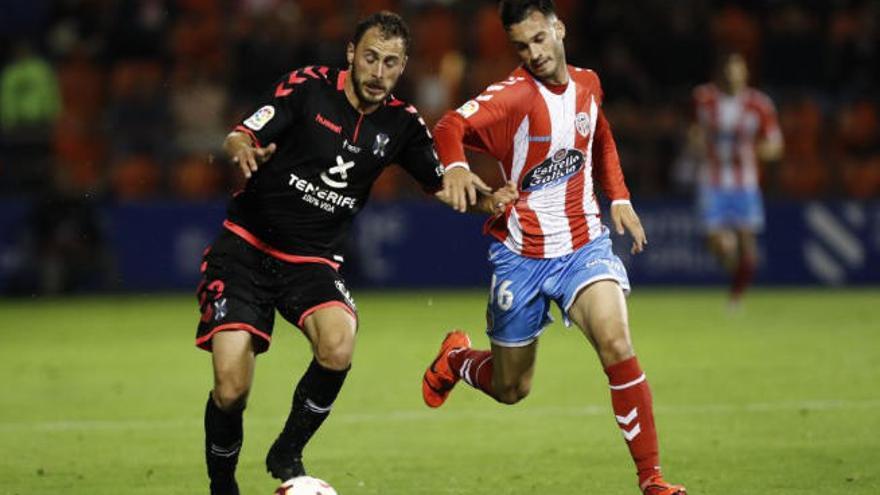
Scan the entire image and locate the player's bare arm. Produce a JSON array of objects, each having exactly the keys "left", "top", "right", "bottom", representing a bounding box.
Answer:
[
  {"left": 687, "top": 124, "right": 707, "bottom": 158},
  {"left": 223, "top": 131, "right": 277, "bottom": 179},
  {"left": 437, "top": 180, "right": 517, "bottom": 215},
  {"left": 440, "top": 166, "right": 493, "bottom": 213},
  {"left": 483, "top": 181, "right": 518, "bottom": 215},
  {"left": 757, "top": 136, "right": 784, "bottom": 162},
  {"left": 611, "top": 201, "right": 647, "bottom": 254}
]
